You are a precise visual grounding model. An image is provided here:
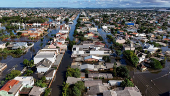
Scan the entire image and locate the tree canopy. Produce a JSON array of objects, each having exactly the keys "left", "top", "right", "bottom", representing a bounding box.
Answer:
[
  {"left": 123, "top": 50, "right": 139, "bottom": 67},
  {"left": 116, "top": 66, "right": 129, "bottom": 78},
  {"left": 120, "top": 78, "right": 134, "bottom": 87},
  {"left": 66, "top": 68, "right": 81, "bottom": 78},
  {"left": 150, "top": 58, "right": 163, "bottom": 69}
]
